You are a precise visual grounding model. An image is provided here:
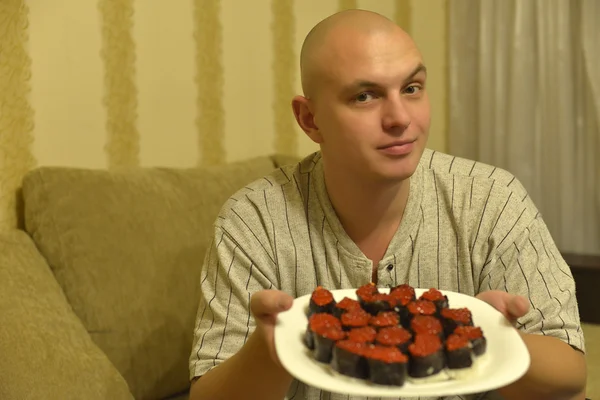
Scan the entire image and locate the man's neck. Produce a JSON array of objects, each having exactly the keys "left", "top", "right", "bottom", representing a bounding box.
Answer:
[{"left": 323, "top": 165, "right": 411, "bottom": 251}]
